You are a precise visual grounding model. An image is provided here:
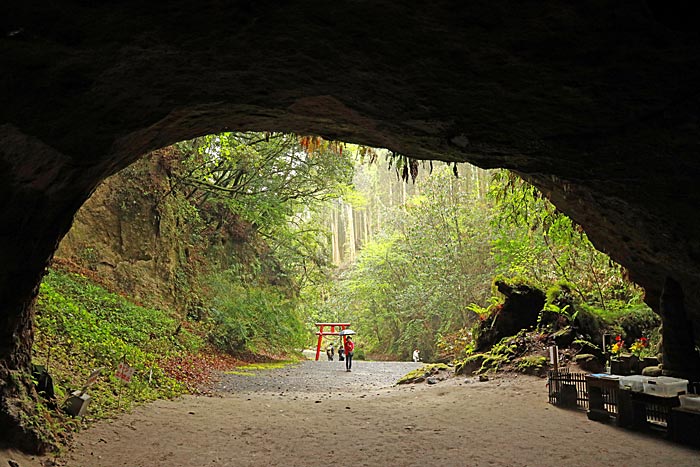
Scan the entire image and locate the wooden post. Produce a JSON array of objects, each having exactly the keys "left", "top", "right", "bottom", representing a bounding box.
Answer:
[{"left": 549, "top": 345, "right": 559, "bottom": 371}]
